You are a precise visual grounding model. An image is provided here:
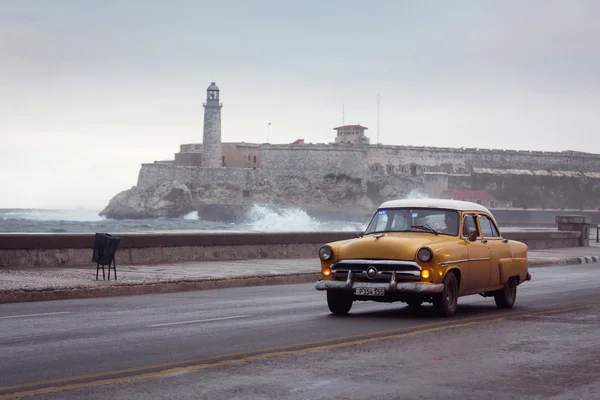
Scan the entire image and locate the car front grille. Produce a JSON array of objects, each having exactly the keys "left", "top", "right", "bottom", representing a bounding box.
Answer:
[{"left": 331, "top": 259, "right": 421, "bottom": 282}]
